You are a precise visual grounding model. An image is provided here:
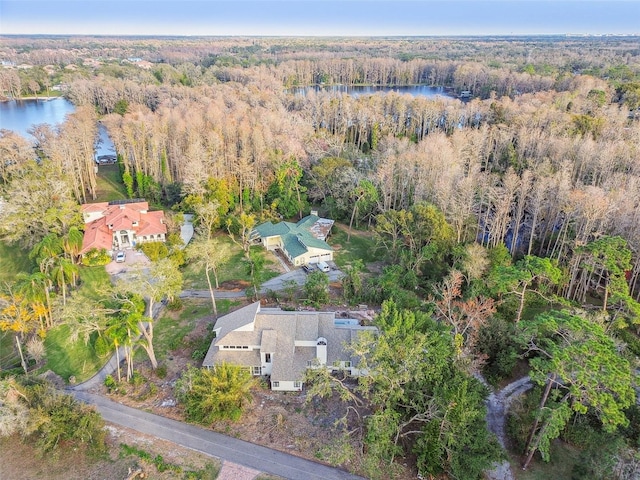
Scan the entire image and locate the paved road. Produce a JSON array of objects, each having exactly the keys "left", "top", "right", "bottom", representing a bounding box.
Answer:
[{"left": 73, "top": 391, "right": 365, "bottom": 480}]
